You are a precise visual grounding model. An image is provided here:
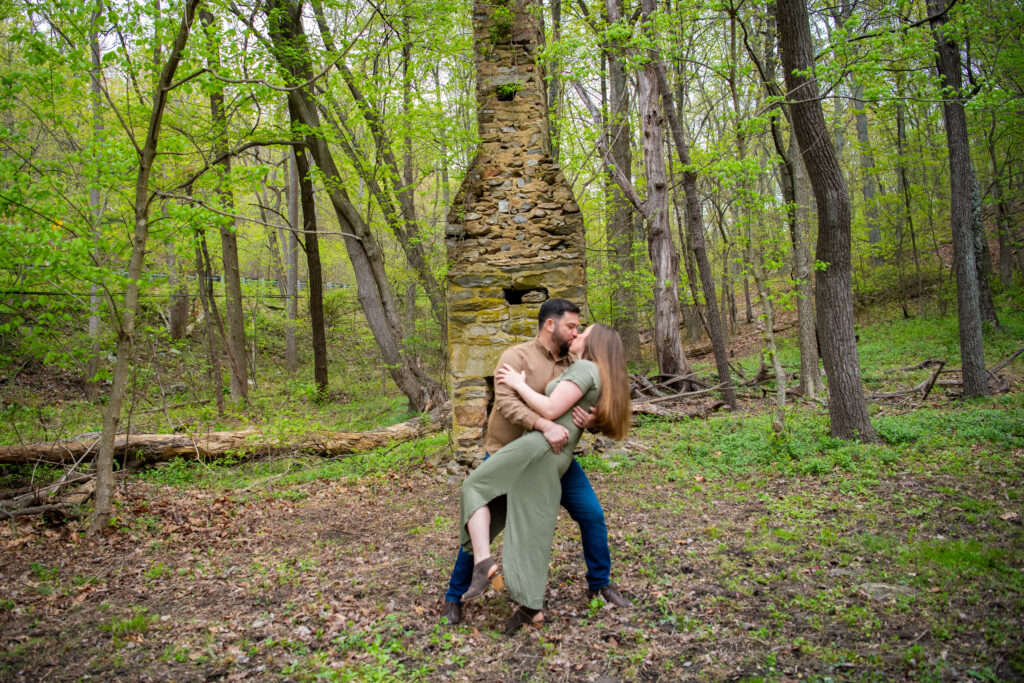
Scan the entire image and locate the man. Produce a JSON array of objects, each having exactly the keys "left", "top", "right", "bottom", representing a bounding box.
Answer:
[{"left": 442, "top": 298, "right": 631, "bottom": 625}]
